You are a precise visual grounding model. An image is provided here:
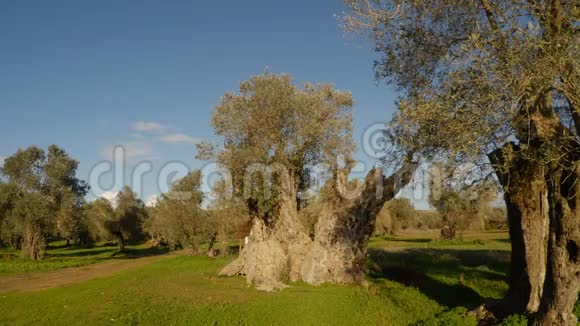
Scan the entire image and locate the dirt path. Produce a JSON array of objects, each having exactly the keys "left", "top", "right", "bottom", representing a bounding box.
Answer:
[{"left": 0, "top": 254, "right": 174, "bottom": 293}]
